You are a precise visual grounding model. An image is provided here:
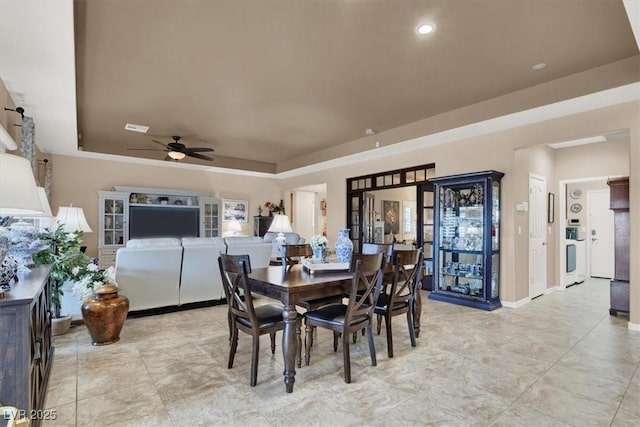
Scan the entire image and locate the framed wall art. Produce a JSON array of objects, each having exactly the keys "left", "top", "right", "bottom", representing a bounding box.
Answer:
[
  {"left": 223, "top": 199, "right": 248, "bottom": 223},
  {"left": 382, "top": 200, "right": 400, "bottom": 235}
]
